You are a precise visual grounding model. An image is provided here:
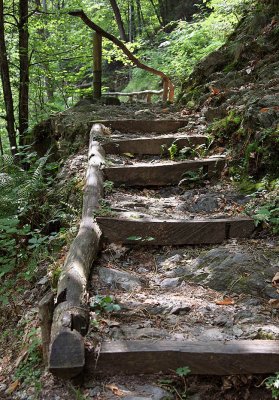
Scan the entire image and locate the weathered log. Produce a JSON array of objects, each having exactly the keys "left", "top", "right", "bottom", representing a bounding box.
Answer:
[
  {"left": 103, "top": 89, "right": 164, "bottom": 103},
  {"left": 48, "top": 123, "right": 106, "bottom": 378},
  {"left": 38, "top": 291, "right": 55, "bottom": 365}
]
